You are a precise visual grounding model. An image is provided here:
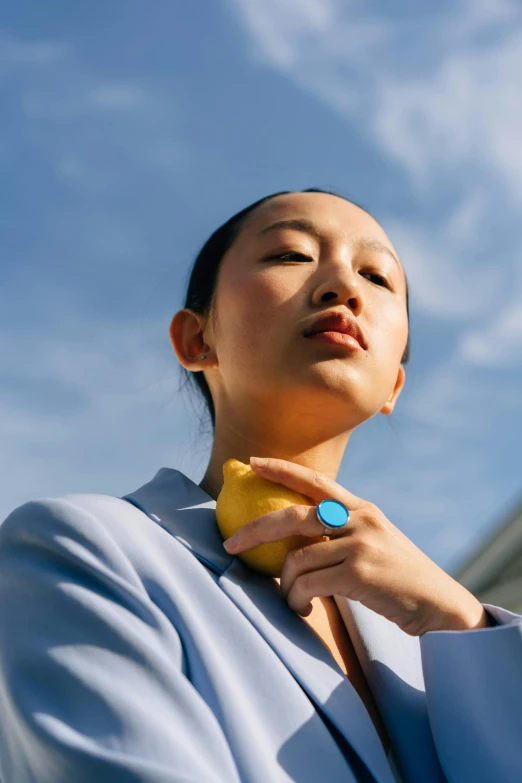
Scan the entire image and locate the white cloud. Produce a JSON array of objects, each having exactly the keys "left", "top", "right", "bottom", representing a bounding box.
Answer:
[
  {"left": 231, "top": 0, "right": 522, "bottom": 193},
  {"left": 0, "top": 32, "right": 70, "bottom": 70},
  {"left": 230, "top": 0, "right": 522, "bottom": 365},
  {"left": 1, "top": 31, "right": 185, "bottom": 187},
  {"left": 230, "top": 0, "right": 522, "bottom": 194},
  {"left": 0, "top": 34, "right": 198, "bottom": 521},
  {"left": 86, "top": 85, "right": 150, "bottom": 111},
  {"left": 339, "top": 384, "right": 512, "bottom": 569},
  {"left": 2, "top": 35, "right": 188, "bottom": 195},
  {"left": 460, "top": 299, "right": 522, "bottom": 367},
  {"left": 373, "top": 34, "right": 522, "bottom": 200},
  {"left": 0, "top": 311, "right": 201, "bottom": 522},
  {"left": 235, "top": 0, "right": 336, "bottom": 68},
  {"left": 21, "top": 79, "right": 169, "bottom": 121},
  {"left": 384, "top": 214, "right": 502, "bottom": 319},
  {"left": 405, "top": 354, "right": 522, "bottom": 429}
]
